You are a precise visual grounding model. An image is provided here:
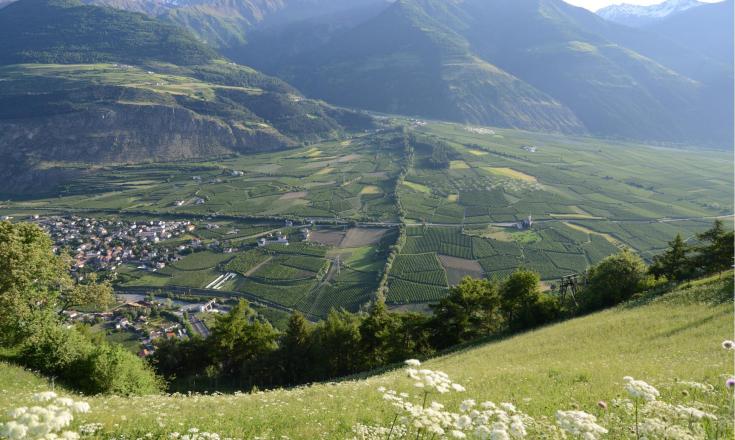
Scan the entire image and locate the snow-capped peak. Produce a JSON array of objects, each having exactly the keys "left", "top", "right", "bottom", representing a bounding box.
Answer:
[{"left": 597, "top": 0, "right": 704, "bottom": 27}]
